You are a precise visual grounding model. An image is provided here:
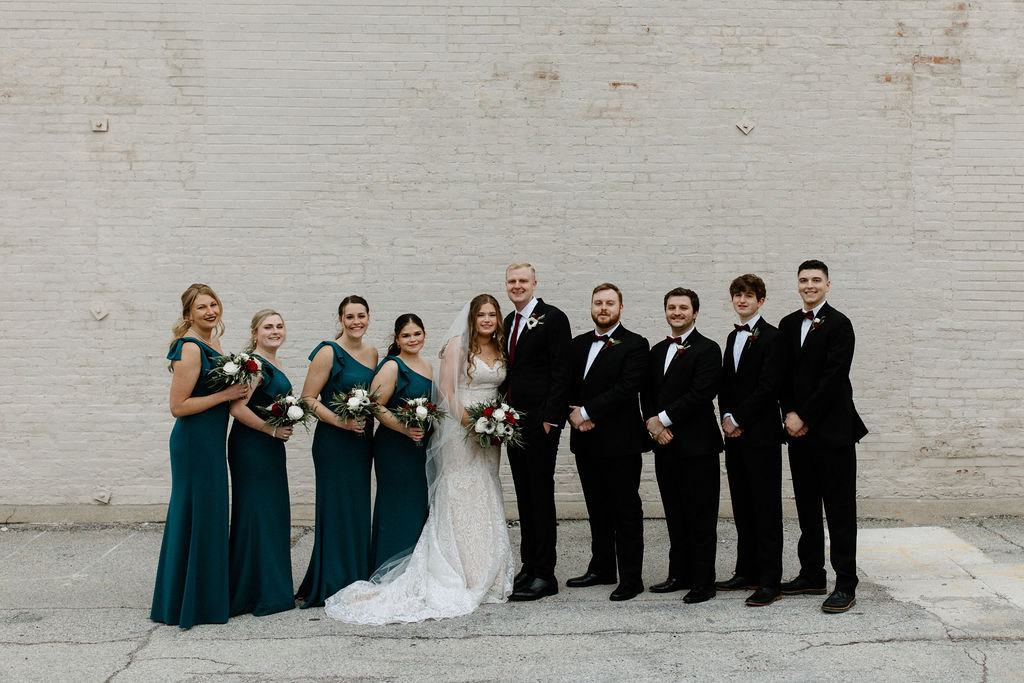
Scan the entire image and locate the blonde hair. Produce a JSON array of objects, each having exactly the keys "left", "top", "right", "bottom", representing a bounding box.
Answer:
[
  {"left": 168, "top": 283, "right": 224, "bottom": 371},
  {"left": 505, "top": 262, "right": 537, "bottom": 280},
  {"left": 245, "top": 309, "right": 285, "bottom": 353}
]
